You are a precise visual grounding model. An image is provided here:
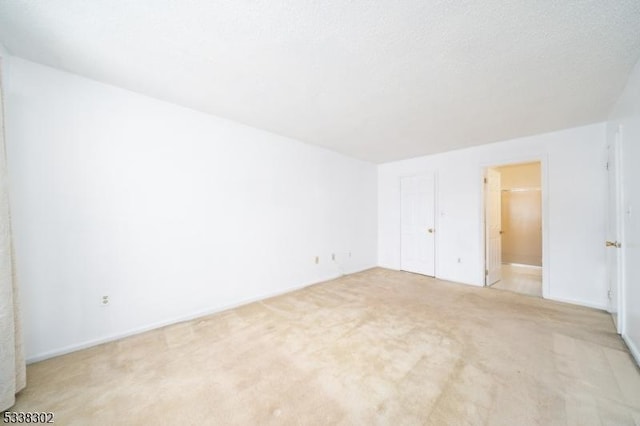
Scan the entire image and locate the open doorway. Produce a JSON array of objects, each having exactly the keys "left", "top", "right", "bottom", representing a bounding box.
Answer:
[{"left": 485, "top": 161, "right": 543, "bottom": 298}]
